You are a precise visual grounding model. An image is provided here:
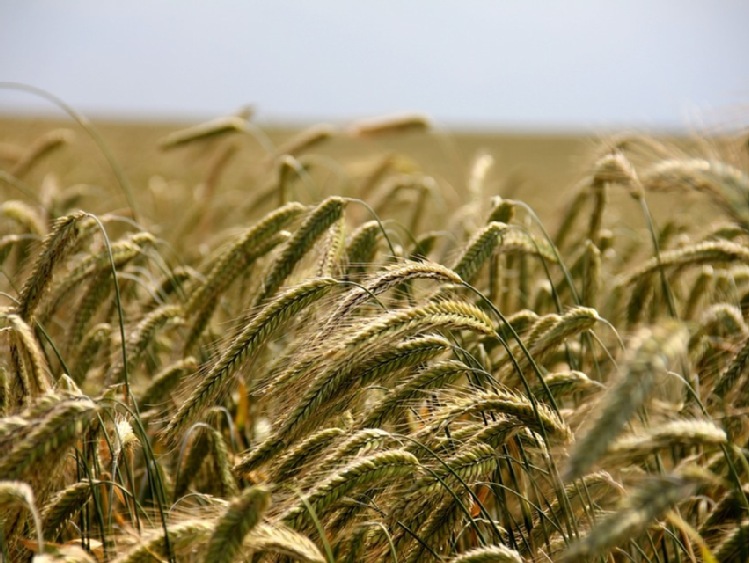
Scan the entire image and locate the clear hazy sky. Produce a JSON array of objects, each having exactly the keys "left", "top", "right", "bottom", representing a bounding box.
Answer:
[{"left": 1, "top": 1, "right": 748, "bottom": 132}]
